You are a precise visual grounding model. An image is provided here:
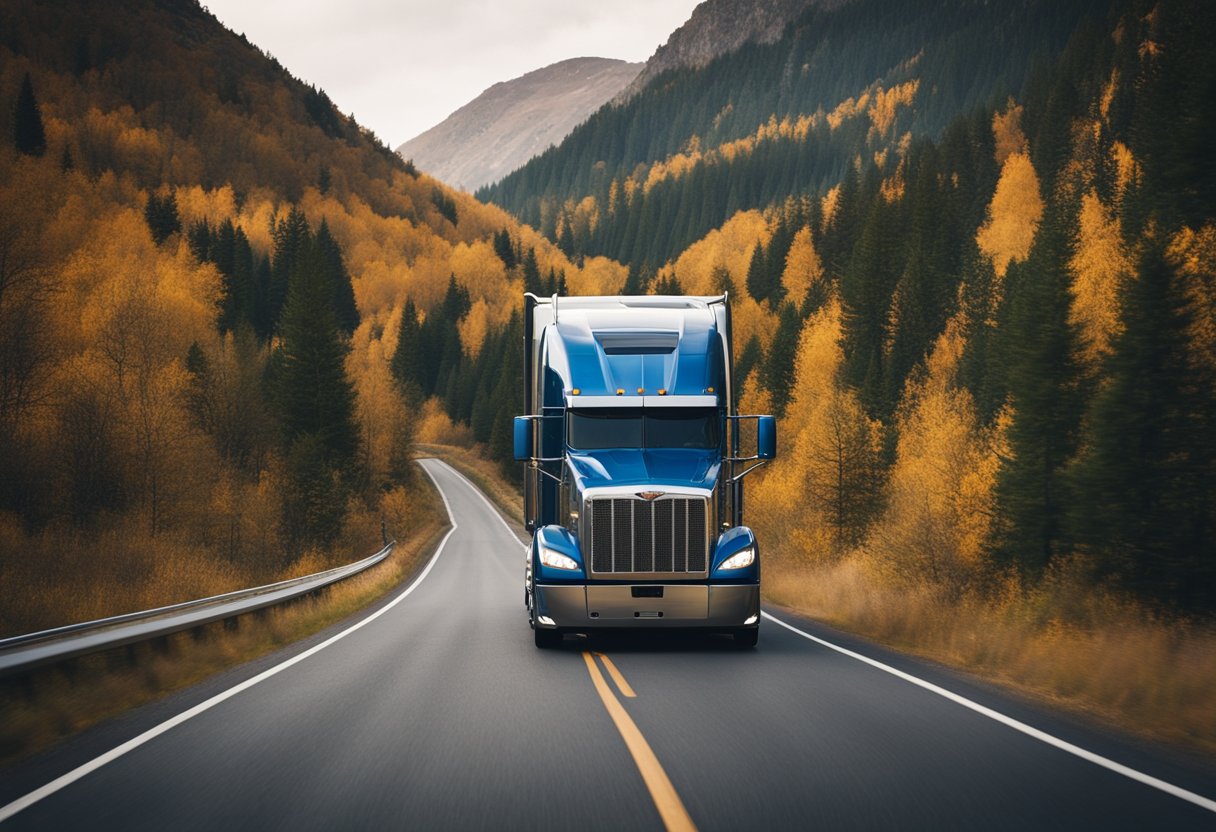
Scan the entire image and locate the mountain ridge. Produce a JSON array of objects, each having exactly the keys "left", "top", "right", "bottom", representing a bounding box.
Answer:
[
  {"left": 615, "top": 0, "right": 842, "bottom": 103},
  {"left": 397, "top": 57, "right": 641, "bottom": 192}
]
